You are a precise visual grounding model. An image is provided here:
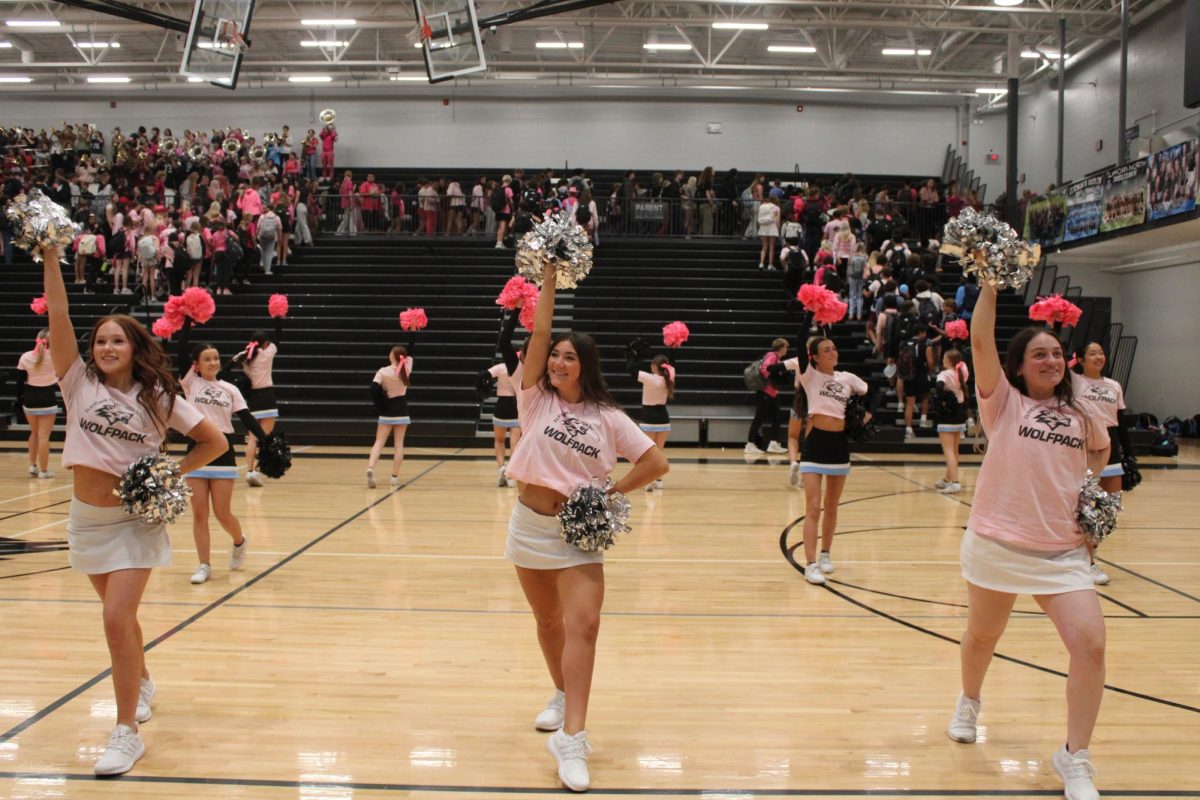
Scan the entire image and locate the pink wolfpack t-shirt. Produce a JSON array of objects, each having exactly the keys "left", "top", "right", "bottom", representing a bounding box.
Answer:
[
  {"left": 488, "top": 363, "right": 515, "bottom": 397},
  {"left": 792, "top": 364, "right": 868, "bottom": 419},
  {"left": 243, "top": 342, "right": 276, "bottom": 389},
  {"left": 505, "top": 382, "right": 655, "bottom": 498},
  {"left": 18, "top": 350, "right": 58, "bottom": 387},
  {"left": 181, "top": 371, "right": 247, "bottom": 434},
  {"left": 59, "top": 357, "right": 205, "bottom": 477},
  {"left": 637, "top": 371, "right": 669, "bottom": 406},
  {"left": 1071, "top": 372, "right": 1123, "bottom": 450},
  {"left": 967, "top": 373, "right": 1096, "bottom": 552},
  {"left": 373, "top": 360, "right": 412, "bottom": 398}
]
